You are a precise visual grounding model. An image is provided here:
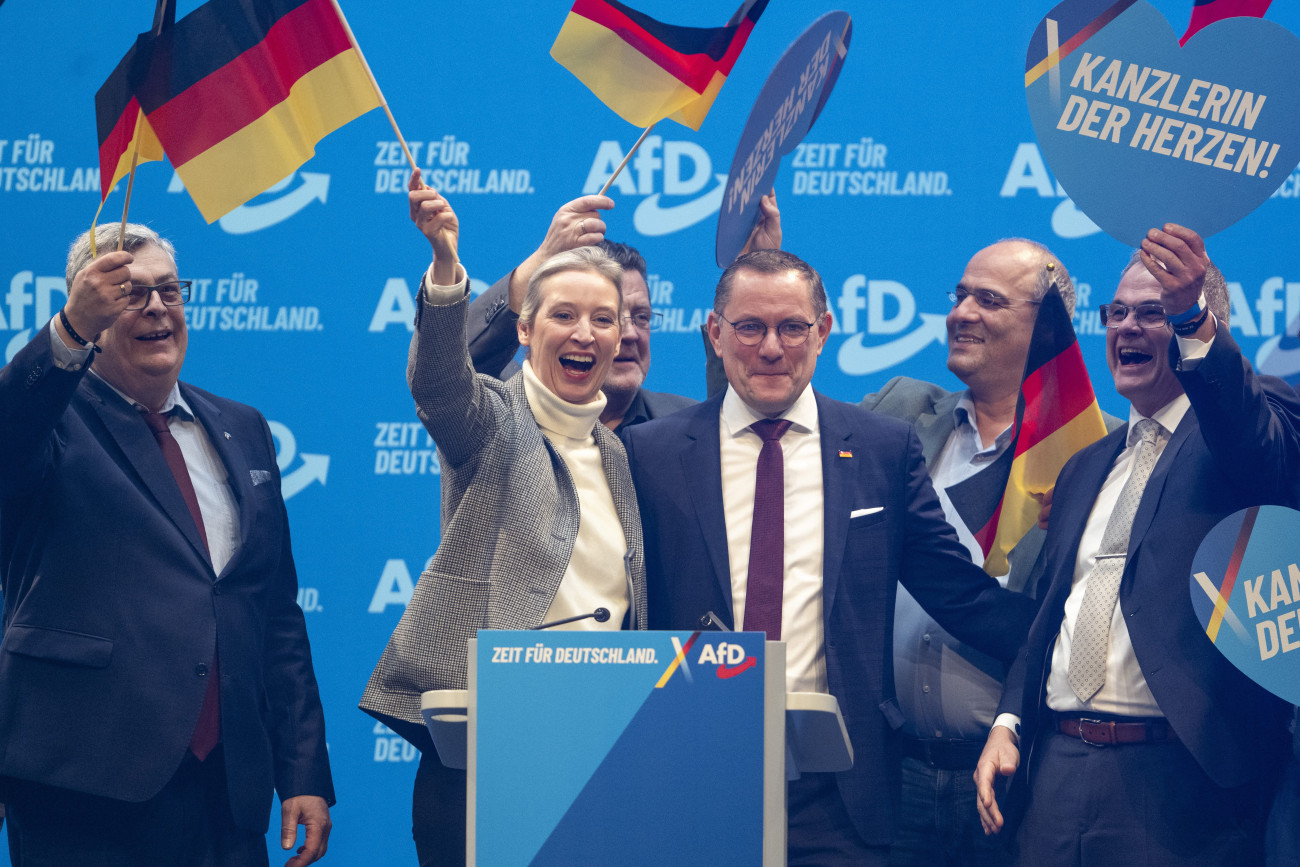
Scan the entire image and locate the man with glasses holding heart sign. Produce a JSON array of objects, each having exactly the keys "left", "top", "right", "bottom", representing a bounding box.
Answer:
[{"left": 975, "top": 224, "right": 1300, "bottom": 867}]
